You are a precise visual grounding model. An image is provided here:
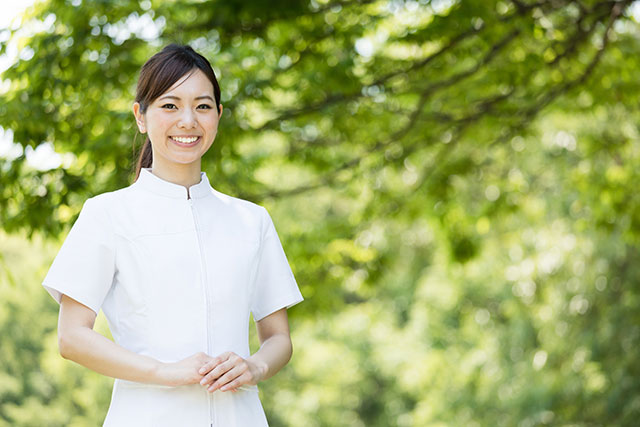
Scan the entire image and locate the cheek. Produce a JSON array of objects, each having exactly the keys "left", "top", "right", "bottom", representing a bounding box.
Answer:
[
  {"left": 144, "top": 117, "right": 160, "bottom": 134},
  {"left": 205, "top": 117, "right": 219, "bottom": 130},
  {"left": 204, "top": 111, "right": 219, "bottom": 124}
]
